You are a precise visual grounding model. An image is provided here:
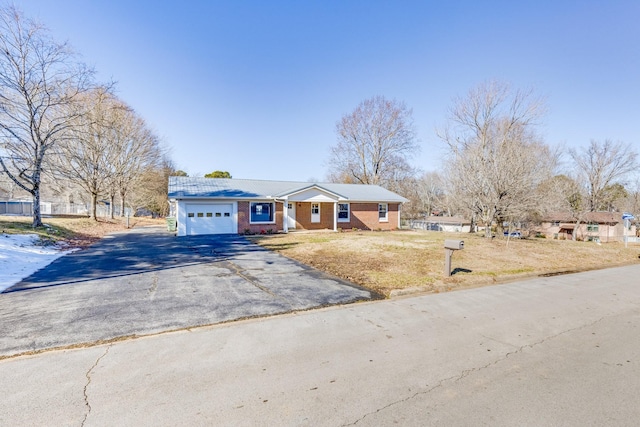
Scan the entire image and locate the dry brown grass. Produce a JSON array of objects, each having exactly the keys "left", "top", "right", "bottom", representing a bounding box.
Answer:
[
  {"left": 0, "top": 215, "right": 165, "bottom": 248},
  {"left": 251, "top": 230, "right": 640, "bottom": 296}
]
